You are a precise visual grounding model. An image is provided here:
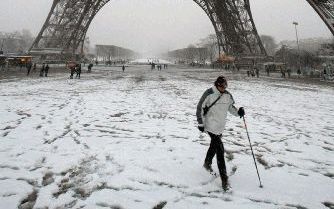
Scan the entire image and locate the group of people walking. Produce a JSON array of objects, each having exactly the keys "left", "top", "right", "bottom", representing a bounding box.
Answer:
[
  {"left": 39, "top": 63, "right": 50, "bottom": 77},
  {"left": 70, "top": 64, "right": 82, "bottom": 79},
  {"left": 247, "top": 67, "right": 260, "bottom": 78},
  {"left": 26, "top": 62, "right": 36, "bottom": 76},
  {"left": 150, "top": 63, "right": 168, "bottom": 70},
  {"left": 264, "top": 64, "right": 296, "bottom": 78},
  {"left": 25, "top": 62, "right": 49, "bottom": 77},
  {"left": 69, "top": 62, "right": 97, "bottom": 78}
]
